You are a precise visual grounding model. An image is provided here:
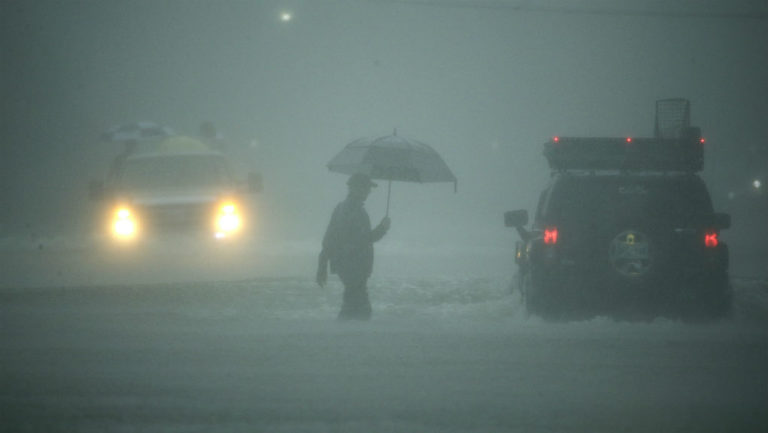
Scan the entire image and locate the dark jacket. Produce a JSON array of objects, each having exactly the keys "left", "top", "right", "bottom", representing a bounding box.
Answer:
[{"left": 321, "top": 197, "right": 387, "bottom": 279}]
